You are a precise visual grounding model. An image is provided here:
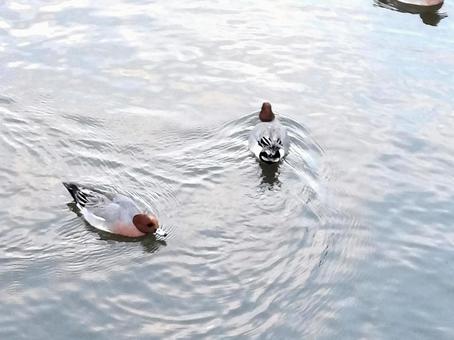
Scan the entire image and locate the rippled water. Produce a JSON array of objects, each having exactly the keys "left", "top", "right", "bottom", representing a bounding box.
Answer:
[{"left": 1, "top": 0, "right": 454, "bottom": 339}]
